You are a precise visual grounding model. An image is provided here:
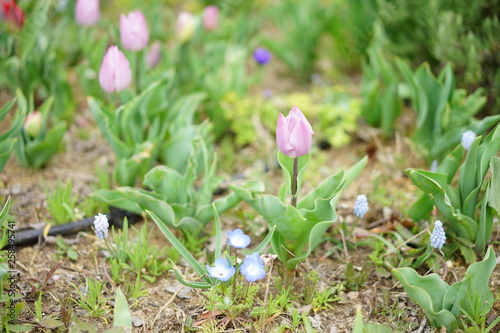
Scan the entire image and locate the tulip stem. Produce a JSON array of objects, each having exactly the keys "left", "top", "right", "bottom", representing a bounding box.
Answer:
[
  {"left": 291, "top": 157, "right": 298, "bottom": 207},
  {"left": 135, "top": 51, "right": 142, "bottom": 94}
]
